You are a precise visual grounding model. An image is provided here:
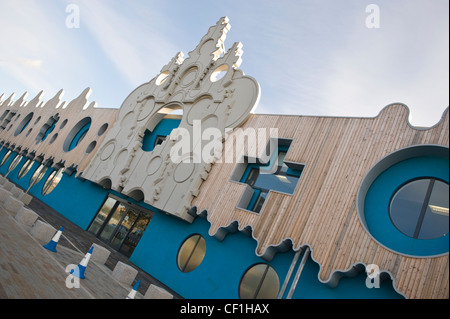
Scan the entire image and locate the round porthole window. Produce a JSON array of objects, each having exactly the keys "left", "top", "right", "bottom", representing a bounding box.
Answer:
[
  {"left": 357, "top": 145, "right": 449, "bottom": 257},
  {"left": 239, "top": 263, "right": 279, "bottom": 299},
  {"left": 59, "top": 119, "right": 68, "bottom": 129},
  {"left": 177, "top": 234, "right": 206, "bottom": 273},
  {"left": 389, "top": 178, "right": 448, "bottom": 240}
]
